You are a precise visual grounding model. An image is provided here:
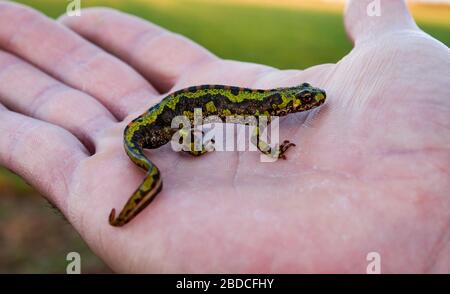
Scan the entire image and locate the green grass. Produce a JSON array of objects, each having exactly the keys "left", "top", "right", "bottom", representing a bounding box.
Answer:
[
  {"left": 0, "top": 167, "right": 32, "bottom": 194},
  {"left": 10, "top": 0, "right": 448, "bottom": 71},
  {"left": 10, "top": 0, "right": 351, "bottom": 69}
]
